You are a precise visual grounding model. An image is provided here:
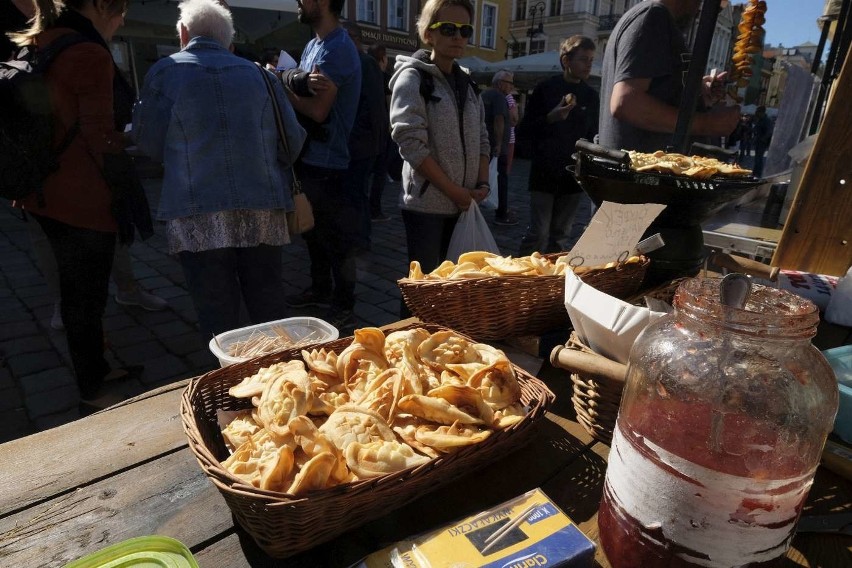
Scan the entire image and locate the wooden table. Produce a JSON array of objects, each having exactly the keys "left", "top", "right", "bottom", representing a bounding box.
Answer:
[{"left": 0, "top": 348, "right": 850, "bottom": 567}]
